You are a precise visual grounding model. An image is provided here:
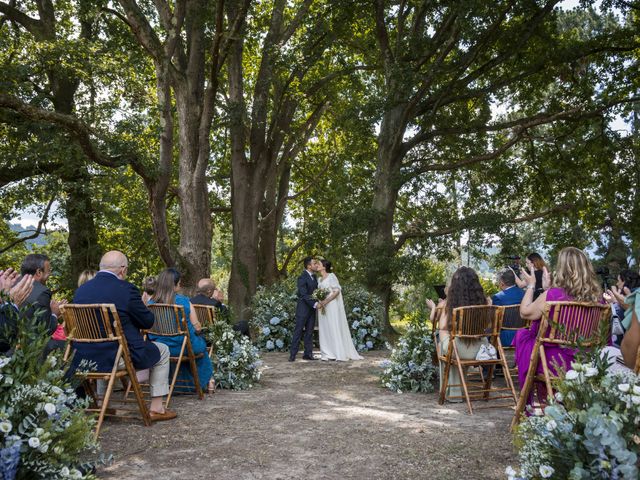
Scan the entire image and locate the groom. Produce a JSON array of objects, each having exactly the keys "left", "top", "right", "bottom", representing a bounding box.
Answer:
[{"left": 289, "top": 256, "right": 319, "bottom": 362}]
